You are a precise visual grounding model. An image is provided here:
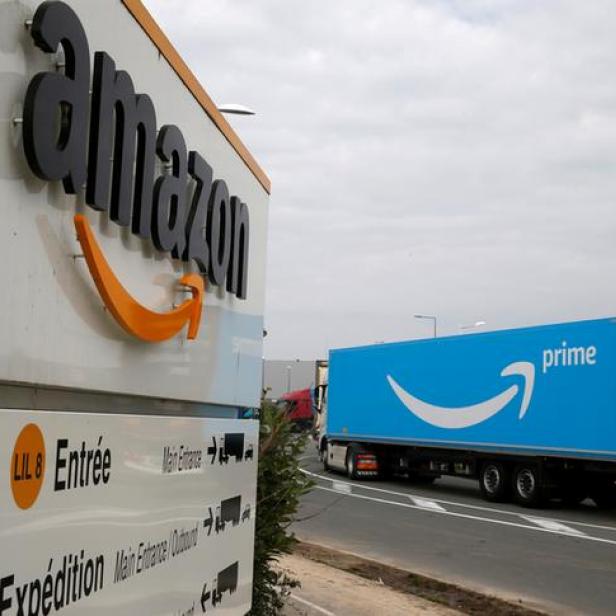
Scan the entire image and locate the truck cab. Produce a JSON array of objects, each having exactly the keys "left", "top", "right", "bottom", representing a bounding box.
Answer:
[
  {"left": 315, "top": 383, "right": 328, "bottom": 459},
  {"left": 278, "top": 388, "right": 315, "bottom": 431}
]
